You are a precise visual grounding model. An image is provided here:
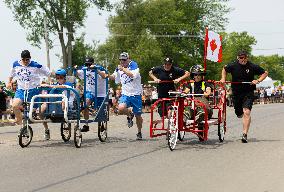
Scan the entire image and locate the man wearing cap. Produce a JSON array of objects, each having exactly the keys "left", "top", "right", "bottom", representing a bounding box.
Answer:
[
  {"left": 149, "top": 57, "right": 190, "bottom": 120},
  {"left": 109, "top": 52, "right": 143, "bottom": 140},
  {"left": 7, "top": 50, "right": 50, "bottom": 125},
  {"left": 75, "top": 57, "right": 108, "bottom": 132},
  {"left": 220, "top": 50, "right": 268, "bottom": 143}
]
